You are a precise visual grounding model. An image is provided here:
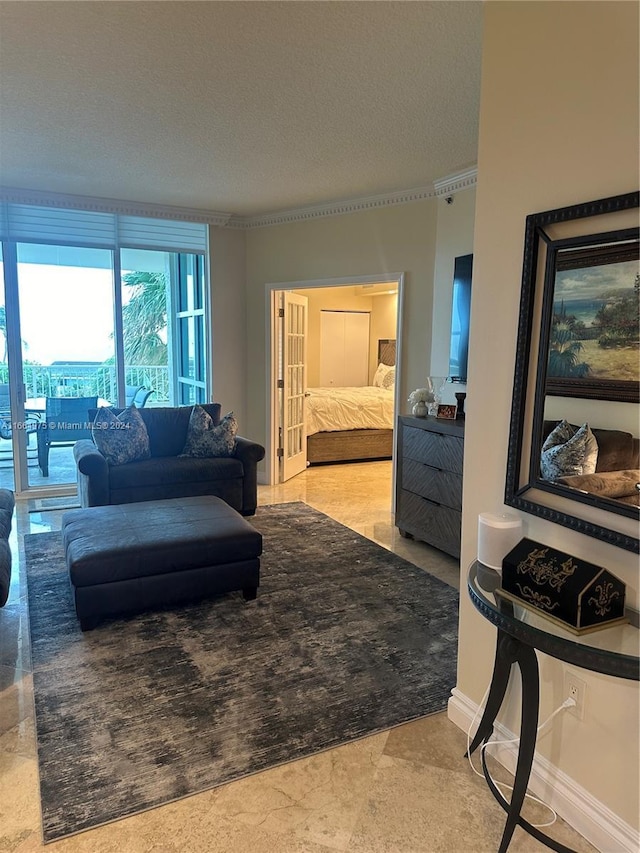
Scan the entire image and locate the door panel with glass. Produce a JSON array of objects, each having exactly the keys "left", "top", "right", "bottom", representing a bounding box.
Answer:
[
  {"left": 16, "top": 243, "right": 115, "bottom": 487},
  {"left": 175, "top": 254, "right": 206, "bottom": 405}
]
